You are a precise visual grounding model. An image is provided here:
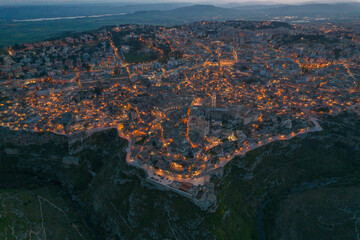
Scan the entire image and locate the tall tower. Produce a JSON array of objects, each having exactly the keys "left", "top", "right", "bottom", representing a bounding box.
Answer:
[{"left": 211, "top": 93, "right": 216, "bottom": 108}]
